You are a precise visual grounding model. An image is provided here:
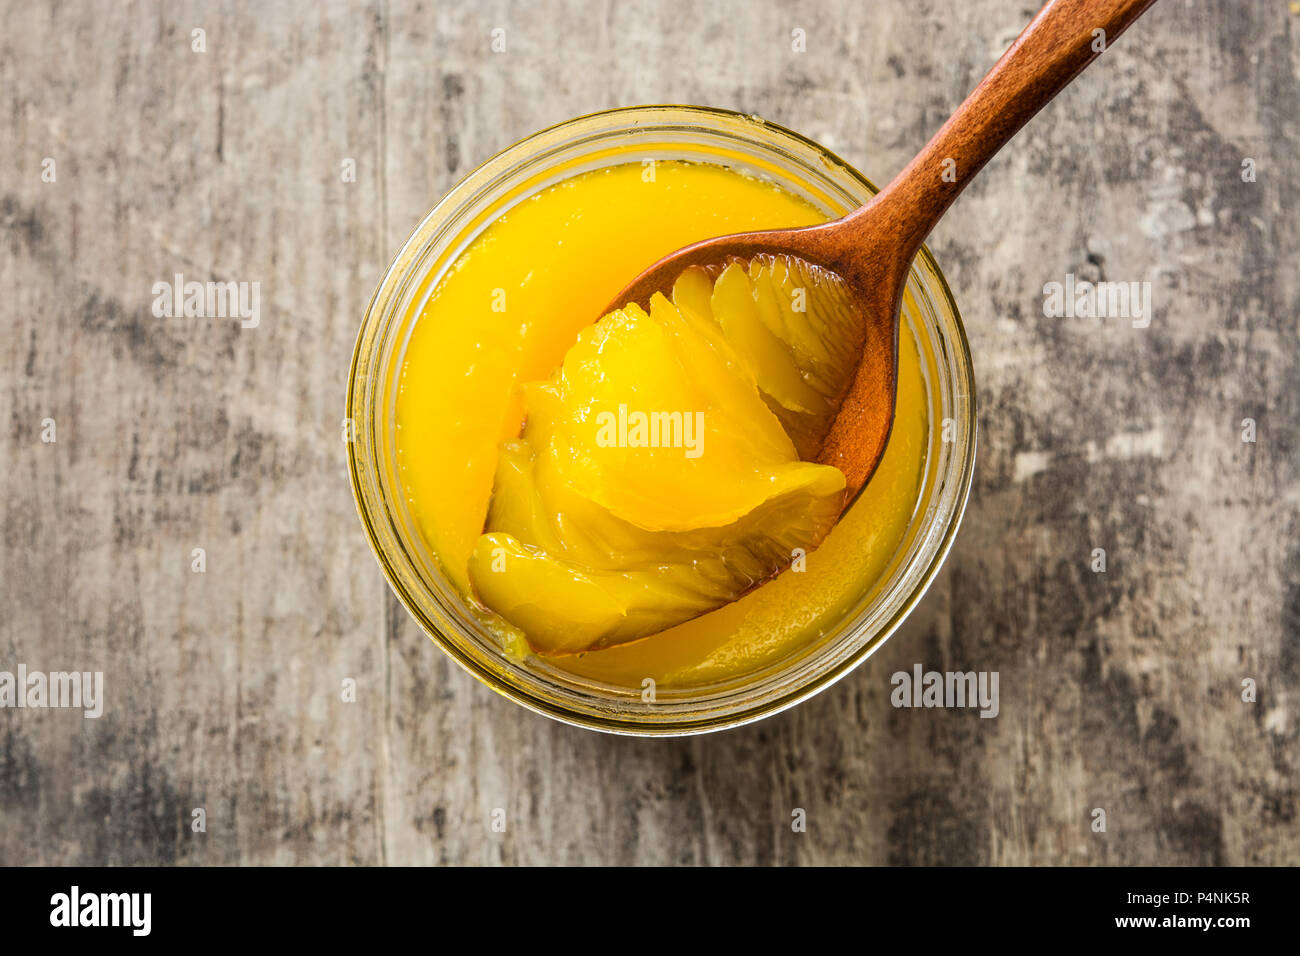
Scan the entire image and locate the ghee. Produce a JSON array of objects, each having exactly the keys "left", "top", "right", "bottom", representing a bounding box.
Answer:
[
  {"left": 467, "top": 260, "right": 858, "bottom": 654},
  {"left": 395, "top": 160, "right": 929, "bottom": 687}
]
